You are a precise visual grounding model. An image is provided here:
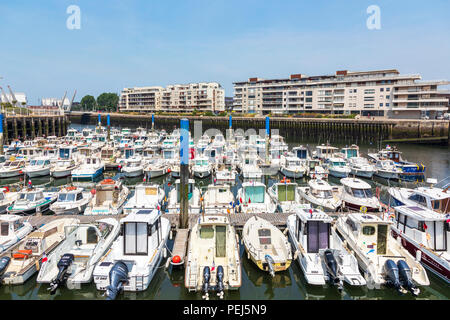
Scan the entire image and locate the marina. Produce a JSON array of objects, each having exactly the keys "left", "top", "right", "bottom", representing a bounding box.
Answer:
[{"left": 0, "top": 118, "right": 447, "bottom": 301}]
